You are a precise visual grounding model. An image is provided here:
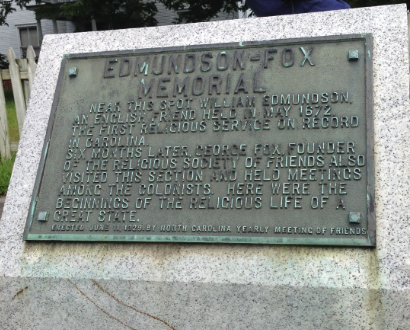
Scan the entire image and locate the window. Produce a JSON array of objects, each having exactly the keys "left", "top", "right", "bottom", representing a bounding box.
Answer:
[
  {"left": 19, "top": 26, "right": 40, "bottom": 57},
  {"left": 176, "top": 10, "right": 190, "bottom": 24}
]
